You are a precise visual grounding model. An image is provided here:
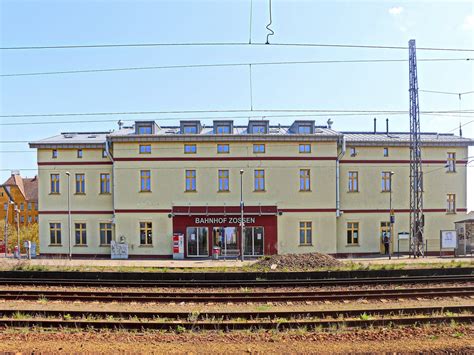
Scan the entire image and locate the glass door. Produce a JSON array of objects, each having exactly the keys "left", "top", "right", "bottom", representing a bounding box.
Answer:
[
  {"left": 244, "top": 227, "right": 264, "bottom": 256},
  {"left": 213, "top": 227, "right": 239, "bottom": 257},
  {"left": 187, "top": 227, "right": 209, "bottom": 257}
]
